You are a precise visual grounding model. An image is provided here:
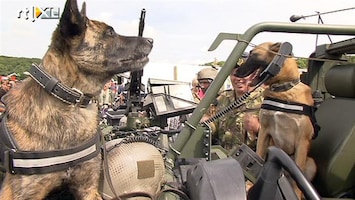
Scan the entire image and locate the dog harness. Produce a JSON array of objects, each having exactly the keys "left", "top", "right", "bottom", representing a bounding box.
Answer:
[
  {"left": 0, "top": 65, "right": 101, "bottom": 175},
  {"left": 0, "top": 114, "right": 101, "bottom": 175},
  {"left": 261, "top": 97, "right": 320, "bottom": 139},
  {"left": 29, "top": 64, "right": 93, "bottom": 108}
]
